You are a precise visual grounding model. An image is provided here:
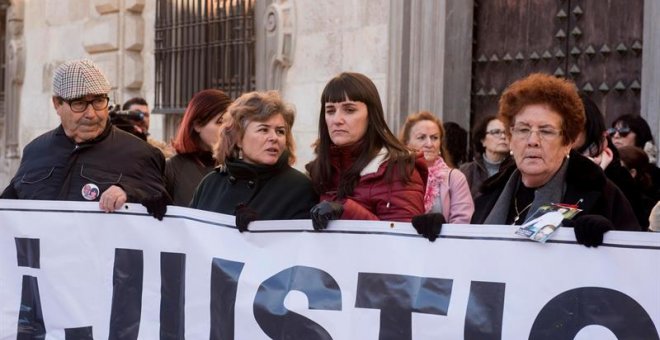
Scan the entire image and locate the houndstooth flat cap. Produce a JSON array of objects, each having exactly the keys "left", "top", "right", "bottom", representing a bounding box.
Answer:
[{"left": 52, "top": 59, "right": 111, "bottom": 100}]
